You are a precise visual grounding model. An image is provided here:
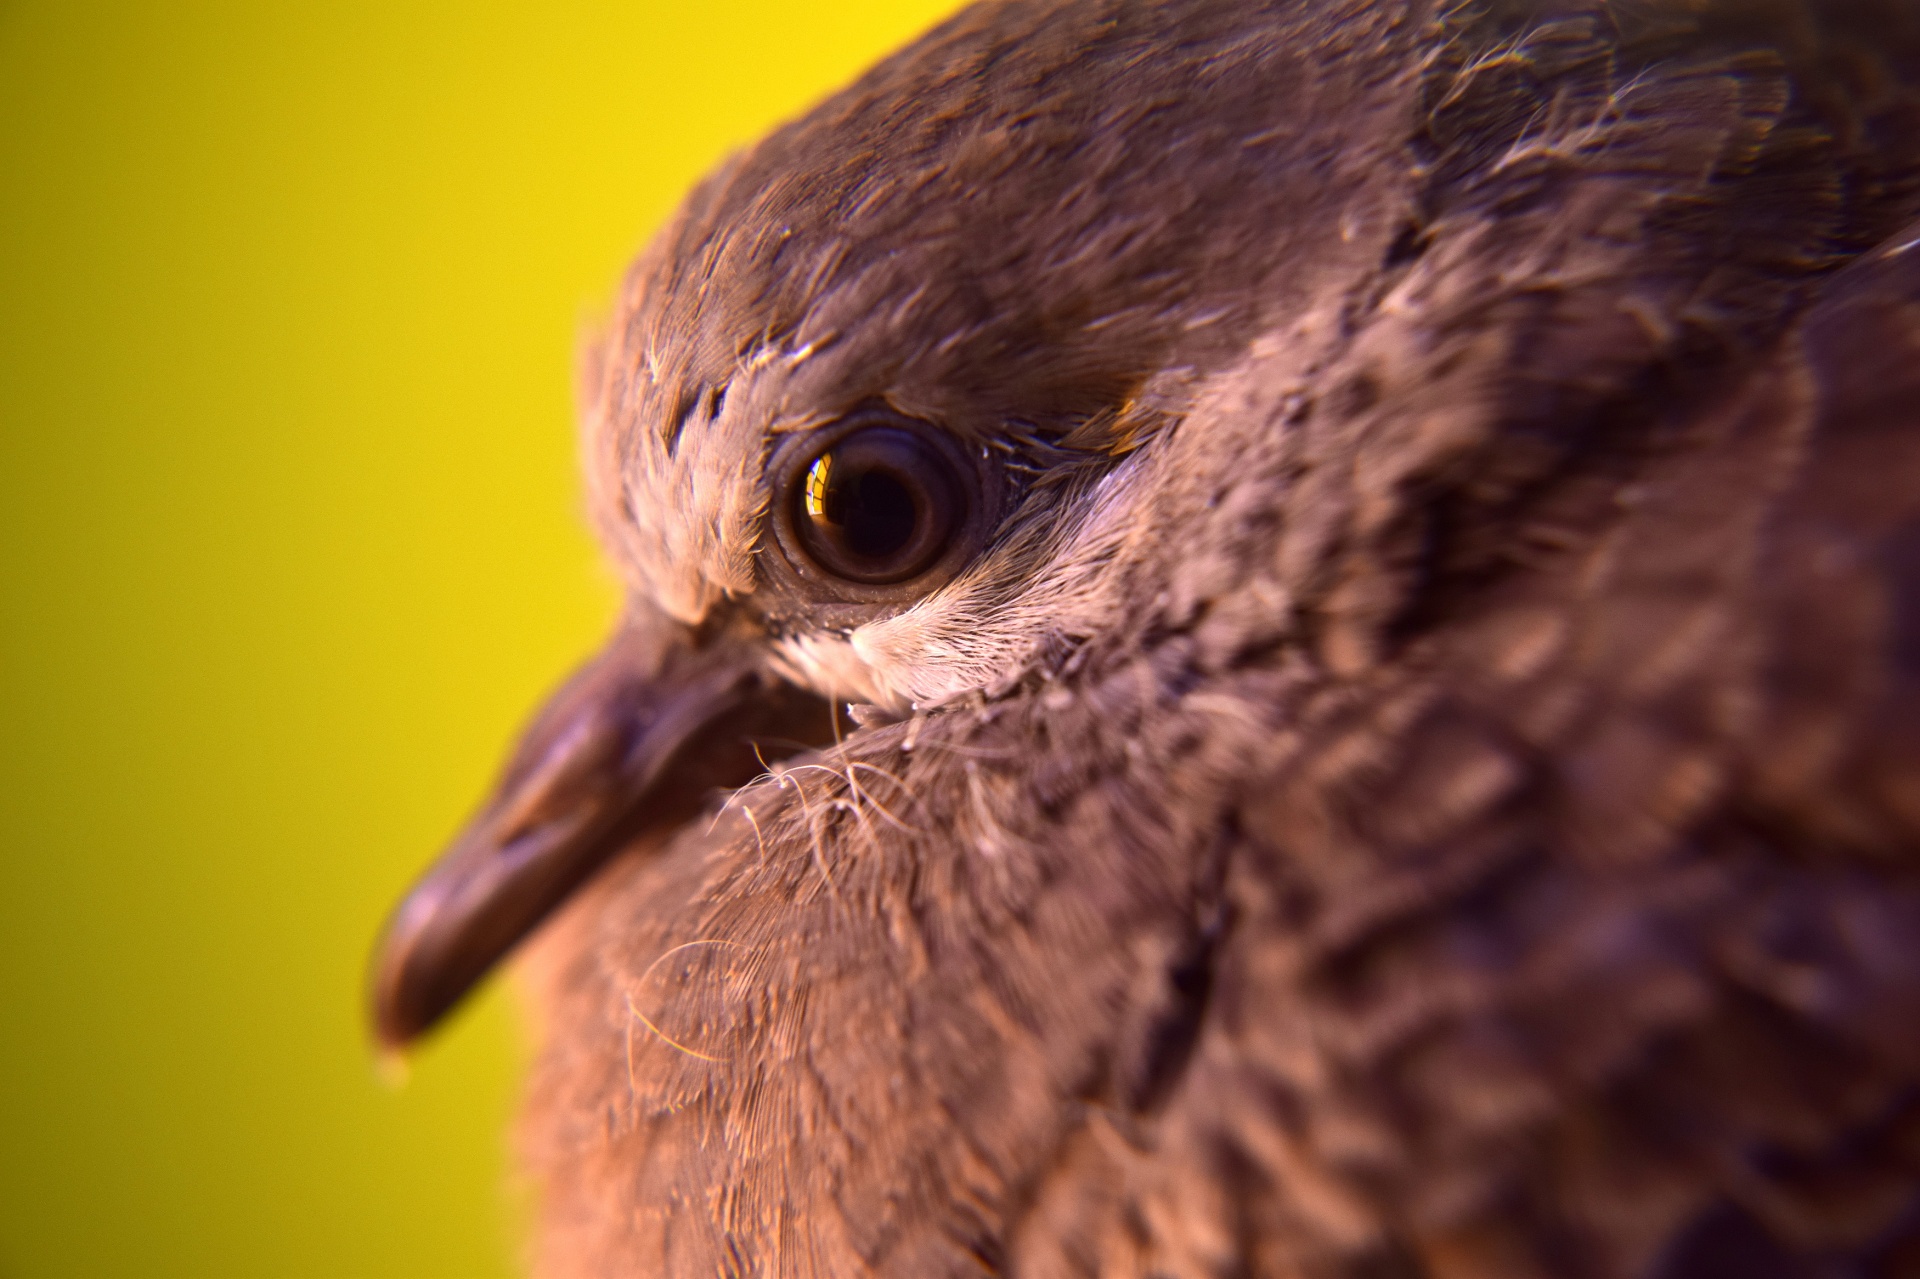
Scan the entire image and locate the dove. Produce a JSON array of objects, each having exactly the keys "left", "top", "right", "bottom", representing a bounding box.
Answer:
[{"left": 373, "top": 0, "right": 1920, "bottom": 1274}]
